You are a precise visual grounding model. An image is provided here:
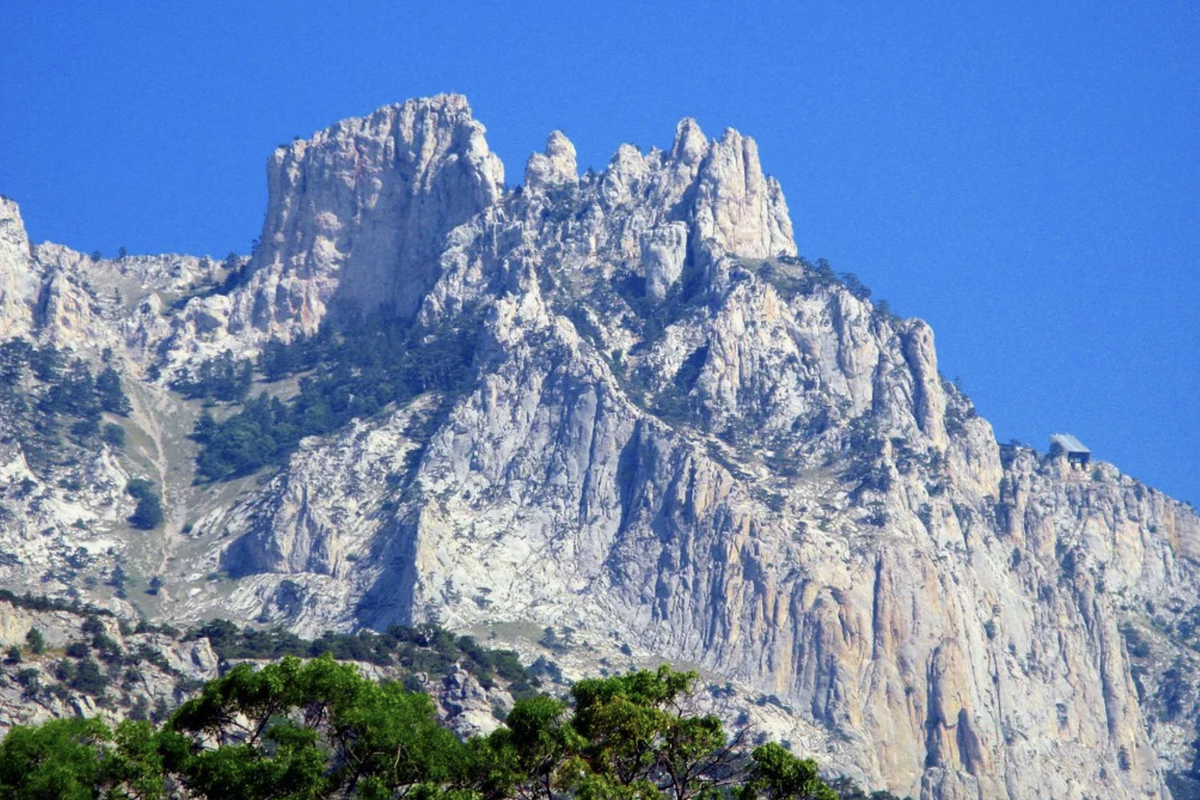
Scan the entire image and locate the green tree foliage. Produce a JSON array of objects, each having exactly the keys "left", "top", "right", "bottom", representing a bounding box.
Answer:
[
  {"left": 39, "top": 359, "right": 99, "bottom": 419},
  {"left": 187, "top": 619, "right": 536, "bottom": 696},
  {"left": 165, "top": 656, "right": 471, "bottom": 799},
  {"left": 69, "top": 657, "right": 109, "bottom": 696},
  {"left": 192, "top": 311, "right": 481, "bottom": 481},
  {"left": 838, "top": 273, "right": 871, "bottom": 301},
  {"left": 69, "top": 416, "right": 100, "bottom": 440},
  {"left": 25, "top": 628, "right": 45, "bottom": 655},
  {"left": 109, "top": 564, "right": 129, "bottom": 599},
  {"left": 218, "top": 251, "right": 252, "bottom": 293},
  {"left": 0, "top": 717, "right": 165, "bottom": 800},
  {"left": 739, "top": 743, "right": 838, "bottom": 800},
  {"left": 172, "top": 349, "right": 254, "bottom": 402},
  {"left": 562, "top": 665, "right": 746, "bottom": 799},
  {"left": 95, "top": 366, "right": 132, "bottom": 415},
  {"left": 126, "top": 478, "right": 164, "bottom": 530},
  {"left": 0, "top": 341, "right": 133, "bottom": 473},
  {"left": 101, "top": 422, "right": 126, "bottom": 448},
  {"left": 0, "top": 662, "right": 848, "bottom": 800},
  {"left": 0, "top": 588, "right": 116, "bottom": 621},
  {"left": 15, "top": 668, "right": 41, "bottom": 698}
]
